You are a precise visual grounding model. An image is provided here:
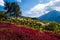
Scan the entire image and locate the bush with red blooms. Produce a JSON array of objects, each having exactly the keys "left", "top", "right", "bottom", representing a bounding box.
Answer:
[{"left": 0, "top": 22, "right": 60, "bottom": 40}]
